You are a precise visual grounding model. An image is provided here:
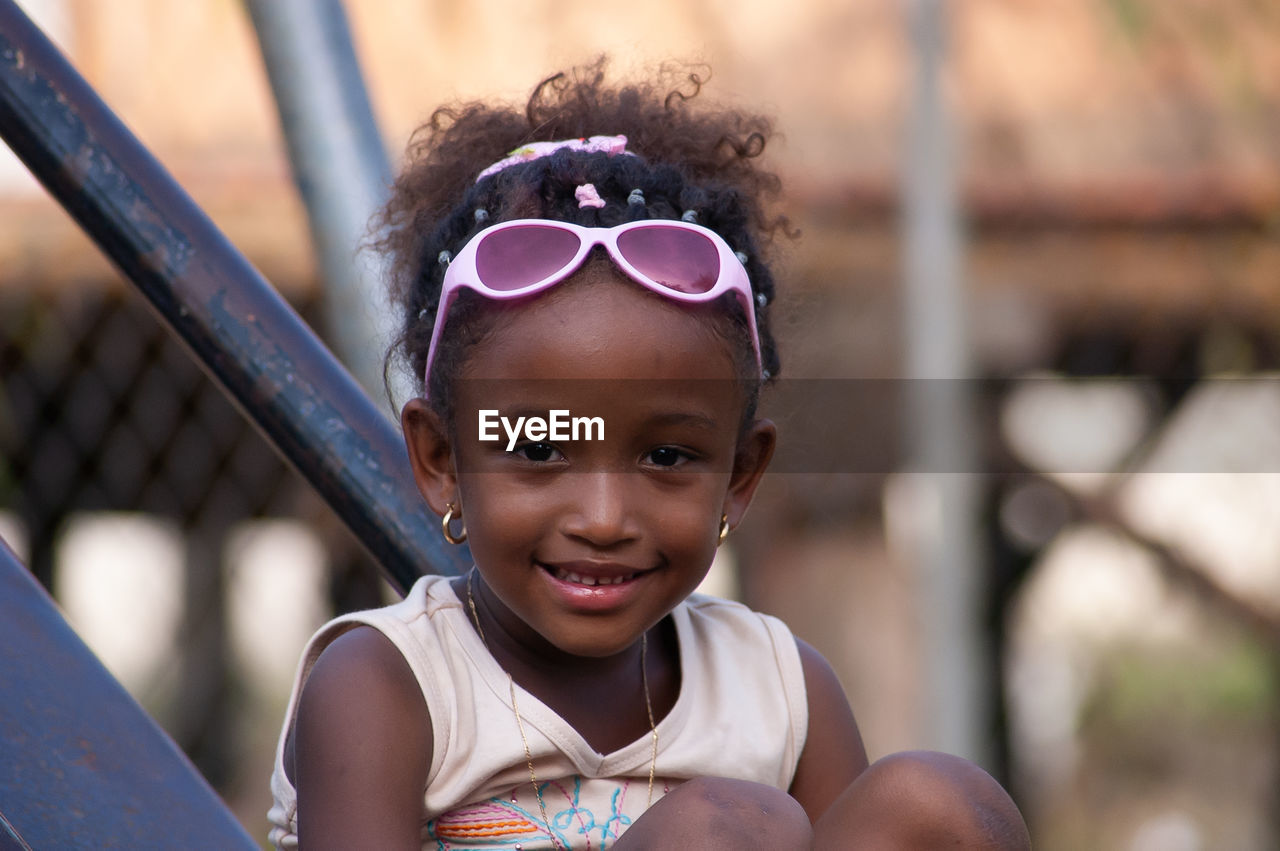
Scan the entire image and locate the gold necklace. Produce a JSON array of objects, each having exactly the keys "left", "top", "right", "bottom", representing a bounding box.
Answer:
[{"left": 466, "top": 572, "right": 659, "bottom": 849}]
